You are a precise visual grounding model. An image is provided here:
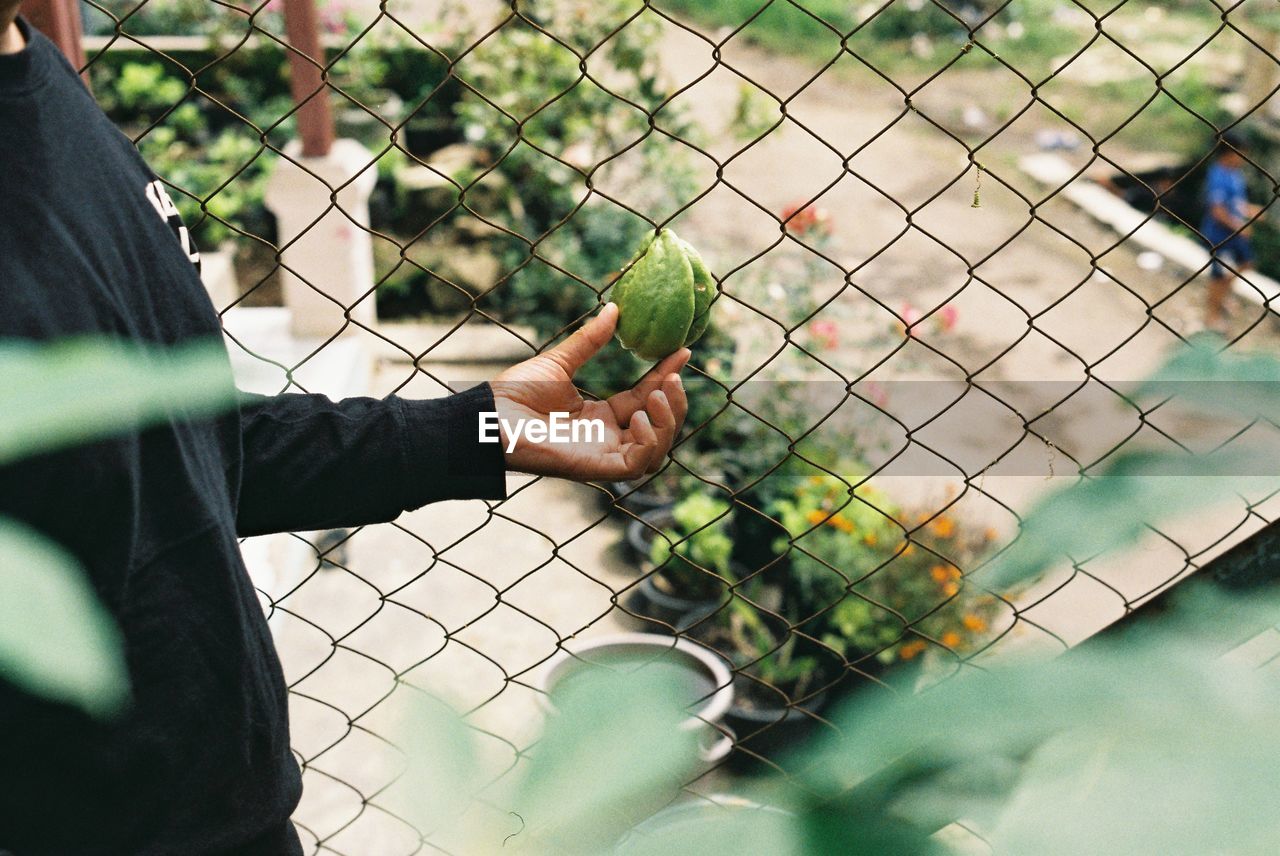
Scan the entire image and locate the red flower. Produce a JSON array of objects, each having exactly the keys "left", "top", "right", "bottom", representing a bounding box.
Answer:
[{"left": 781, "top": 201, "right": 831, "bottom": 237}]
